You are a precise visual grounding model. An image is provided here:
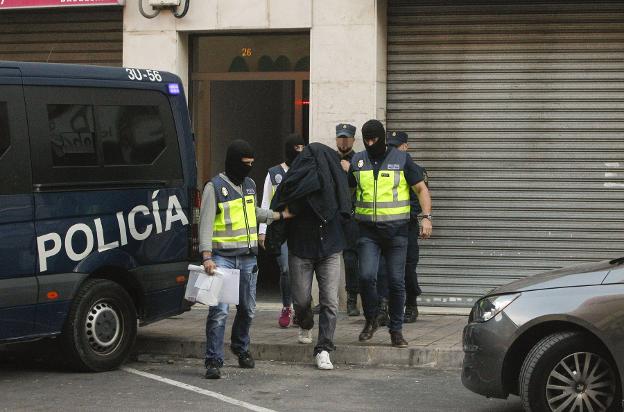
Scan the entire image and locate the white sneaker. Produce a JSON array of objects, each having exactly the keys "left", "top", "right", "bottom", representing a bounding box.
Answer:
[
  {"left": 315, "top": 350, "right": 334, "bottom": 370},
  {"left": 298, "top": 328, "right": 312, "bottom": 344}
]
